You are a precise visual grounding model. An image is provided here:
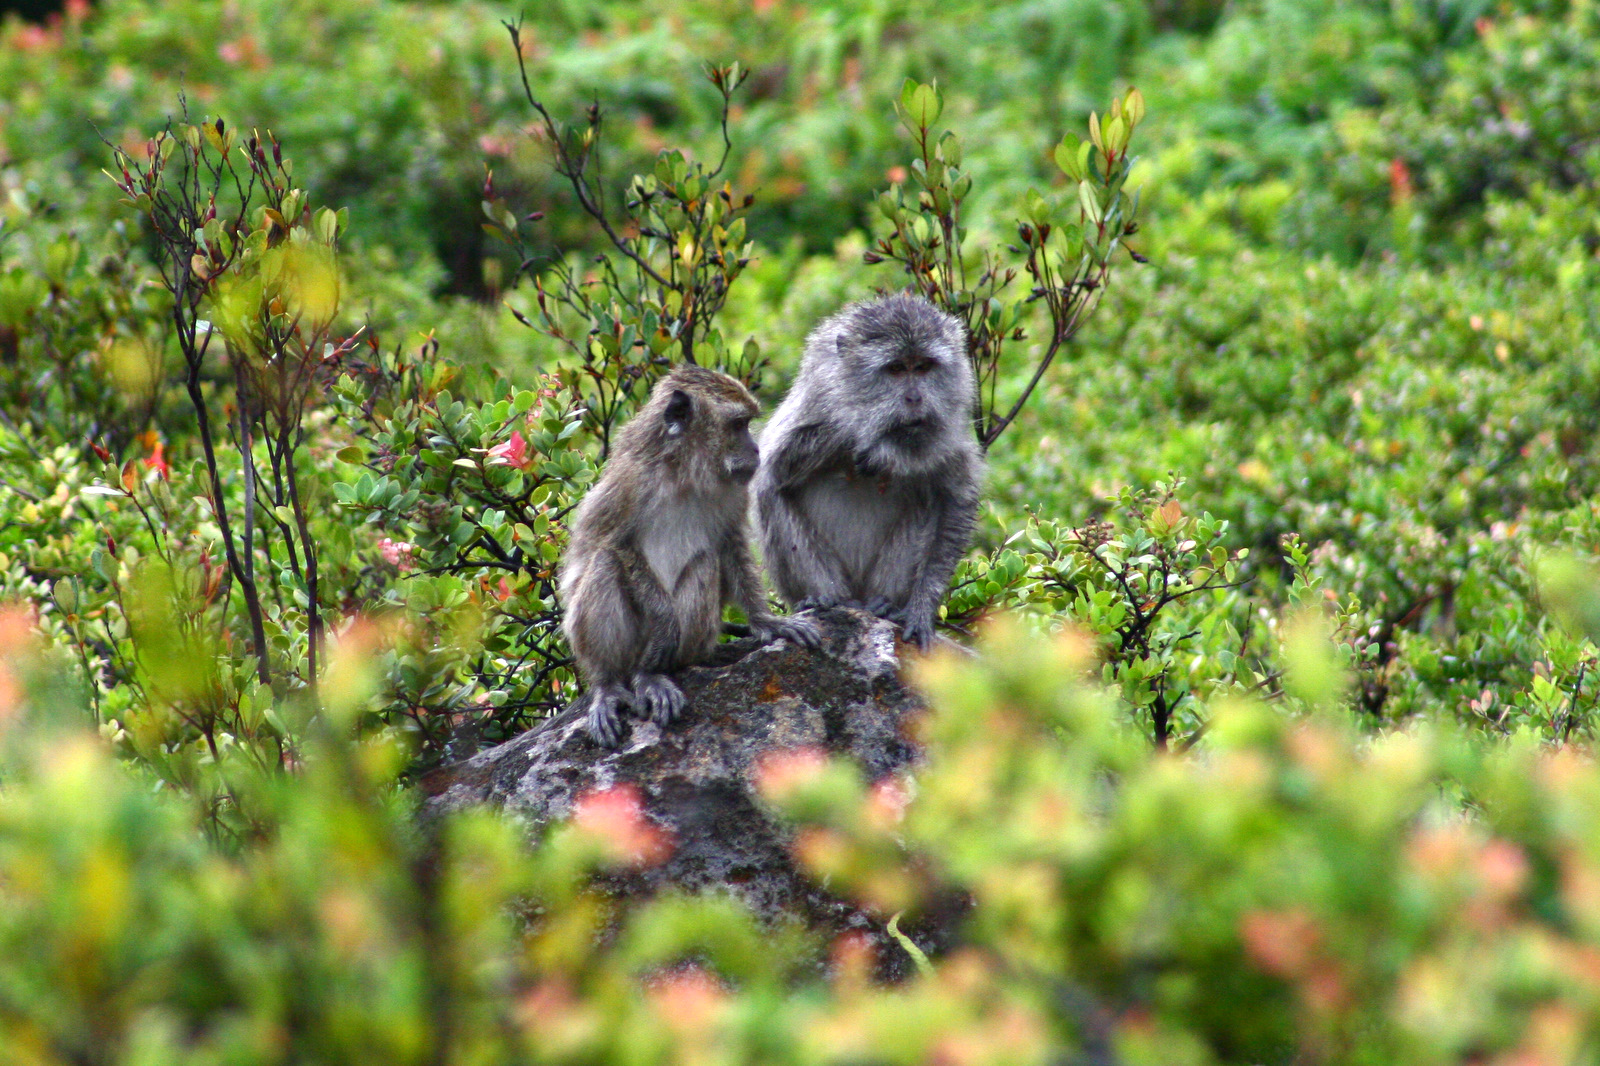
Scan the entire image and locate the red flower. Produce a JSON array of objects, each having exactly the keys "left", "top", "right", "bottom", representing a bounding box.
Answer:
[
  {"left": 486, "top": 429, "right": 531, "bottom": 469},
  {"left": 1389, "top": 158, "right": 1414, "bottom": 204},
  {"left": 144, "top": 440, "right": 170, "bottom": 480}
]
